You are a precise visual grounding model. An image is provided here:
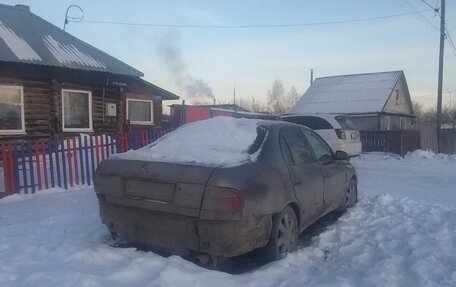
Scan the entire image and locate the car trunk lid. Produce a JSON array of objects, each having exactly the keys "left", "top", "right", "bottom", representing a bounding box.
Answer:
[
  {"left": 346, "top": 130, "right": 360, "bottom": 142},
  {"left": 94, "top": 159, "right": 215, "bottom": 217}
]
